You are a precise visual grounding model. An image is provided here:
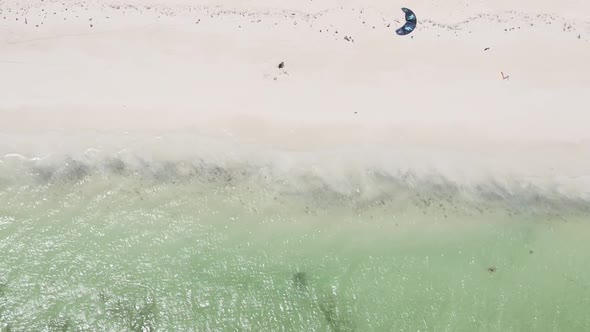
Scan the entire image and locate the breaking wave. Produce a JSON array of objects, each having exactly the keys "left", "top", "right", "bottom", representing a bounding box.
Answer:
[{"left": 1, "top": 150, "right": 588, "bottom": 217}]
